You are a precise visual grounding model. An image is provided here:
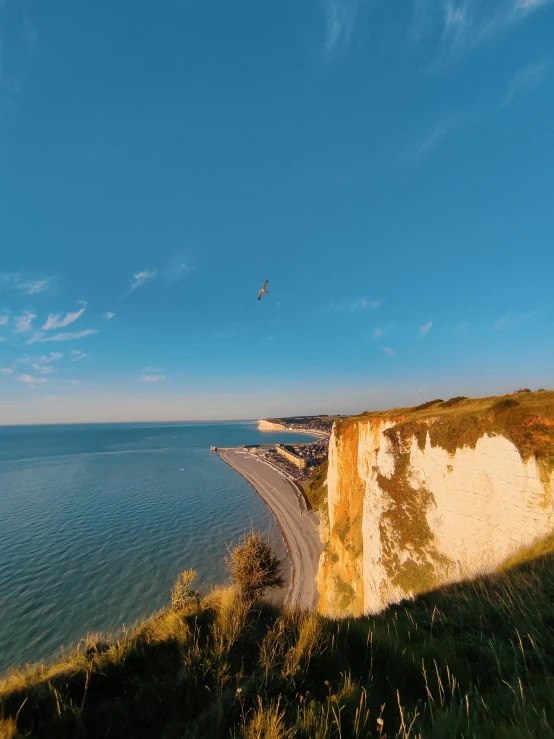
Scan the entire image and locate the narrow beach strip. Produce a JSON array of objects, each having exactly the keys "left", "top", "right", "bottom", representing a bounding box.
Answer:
[{"left": 219, "top": 448, "right": 322, "bottom": 610}]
